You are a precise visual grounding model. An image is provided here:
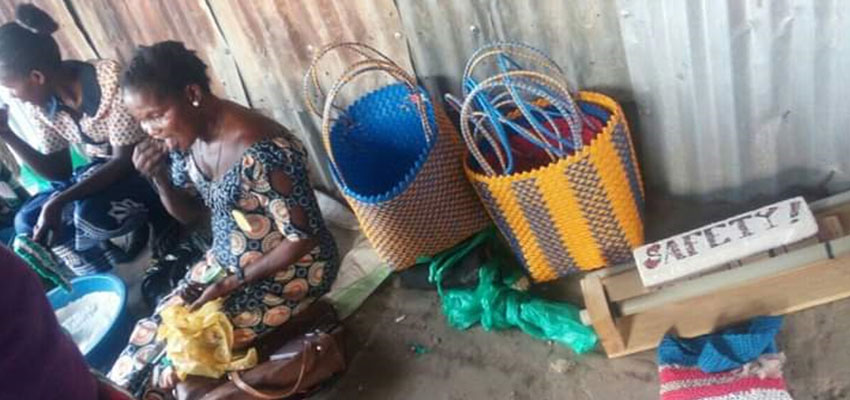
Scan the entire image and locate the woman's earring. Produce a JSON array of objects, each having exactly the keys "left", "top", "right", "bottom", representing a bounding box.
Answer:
[{"left": 192, "top": 100, "right": 200, "bottom": 107}]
